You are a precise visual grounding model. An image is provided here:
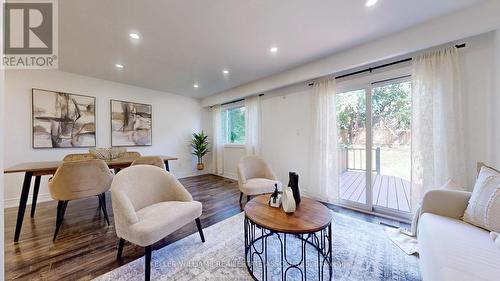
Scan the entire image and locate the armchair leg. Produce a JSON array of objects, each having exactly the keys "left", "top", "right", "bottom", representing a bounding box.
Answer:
[
  {"left": 53, "top": 201, "right": 68, "bottom": 241},
  {"left": 117, "top": 238, "right": 125, "bottom": 260},
  {"left": 195, "top": 218, "right": 205, "bottom": 243},
  {"left": 145, "top": 245, "right": 152, "bottom": 281},
  {"left": 101, "top": 192, "right": 107, "bottom": 210},
  {"left": 98, "top": 194, "right": 110, "bottom": 225},
  {"left": 98, "top": 192, "right": 107, "bottom": 210},
  {"left": 239, "top": 192, "right": 243, "bottom": 203}
]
